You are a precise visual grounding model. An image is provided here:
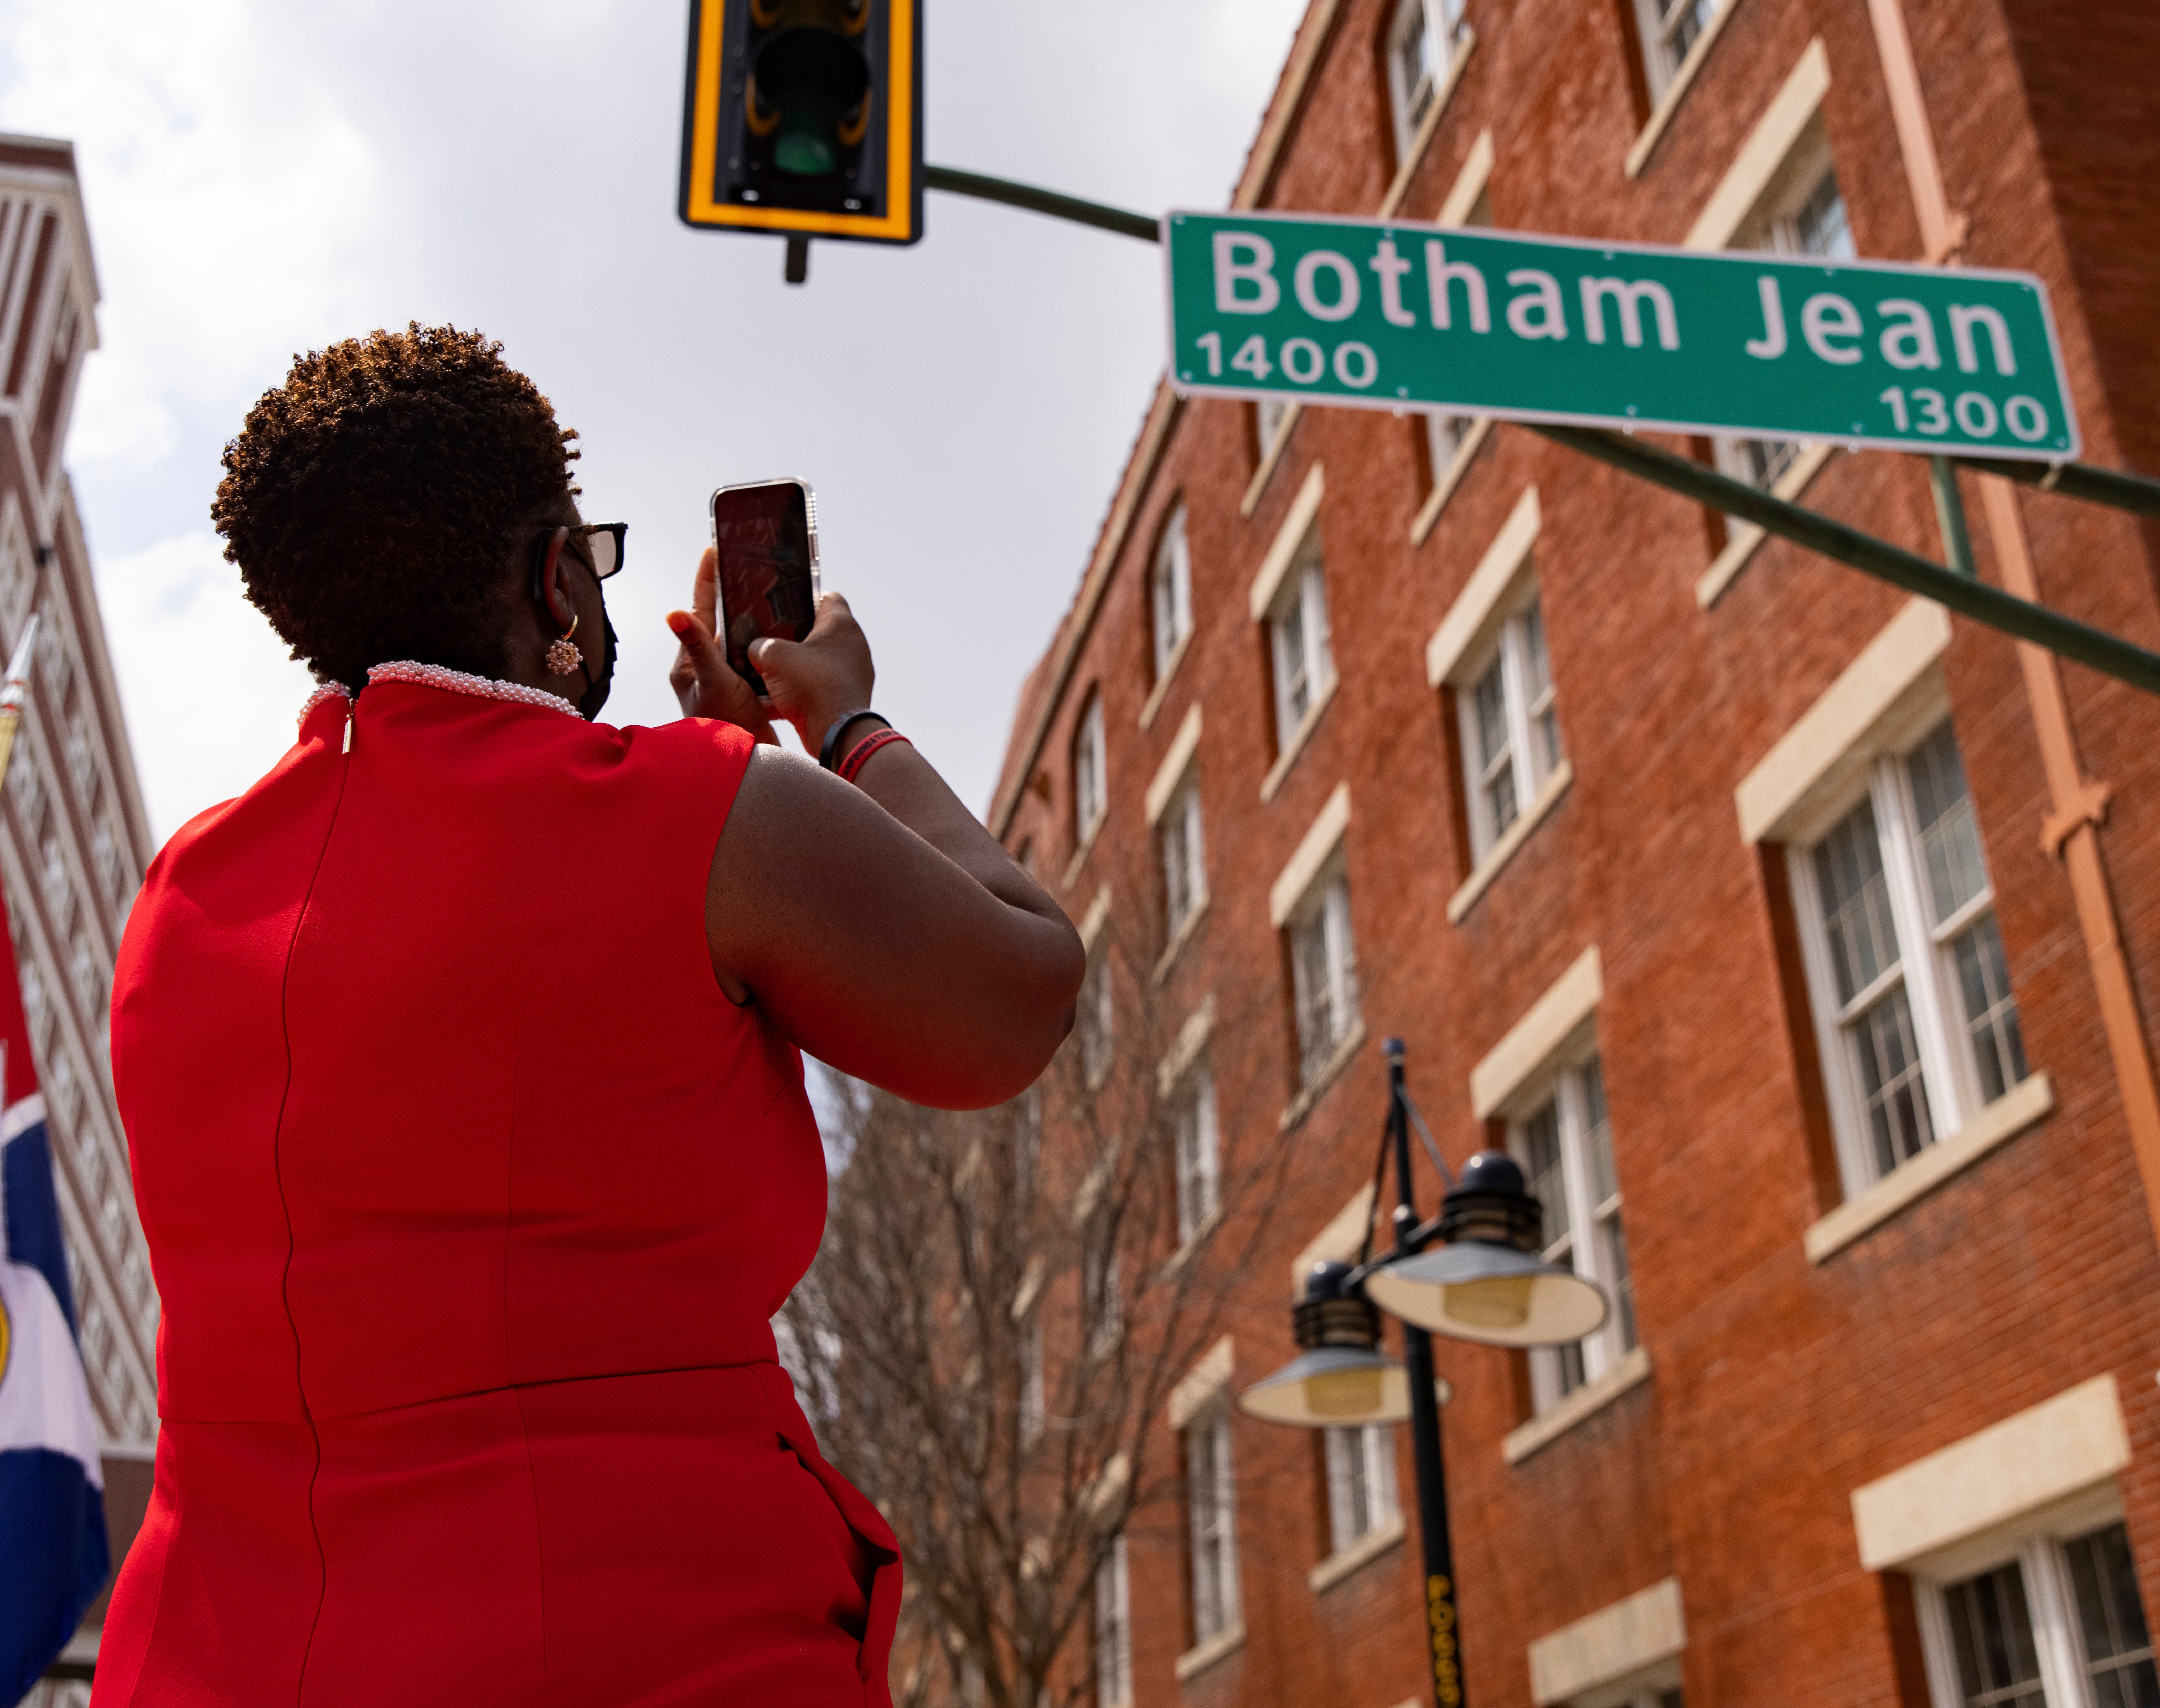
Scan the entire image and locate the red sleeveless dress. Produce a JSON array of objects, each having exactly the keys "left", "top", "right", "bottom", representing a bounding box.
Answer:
[{"left": 94, "top": 671, "right": 899, "bottom": 1707}]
